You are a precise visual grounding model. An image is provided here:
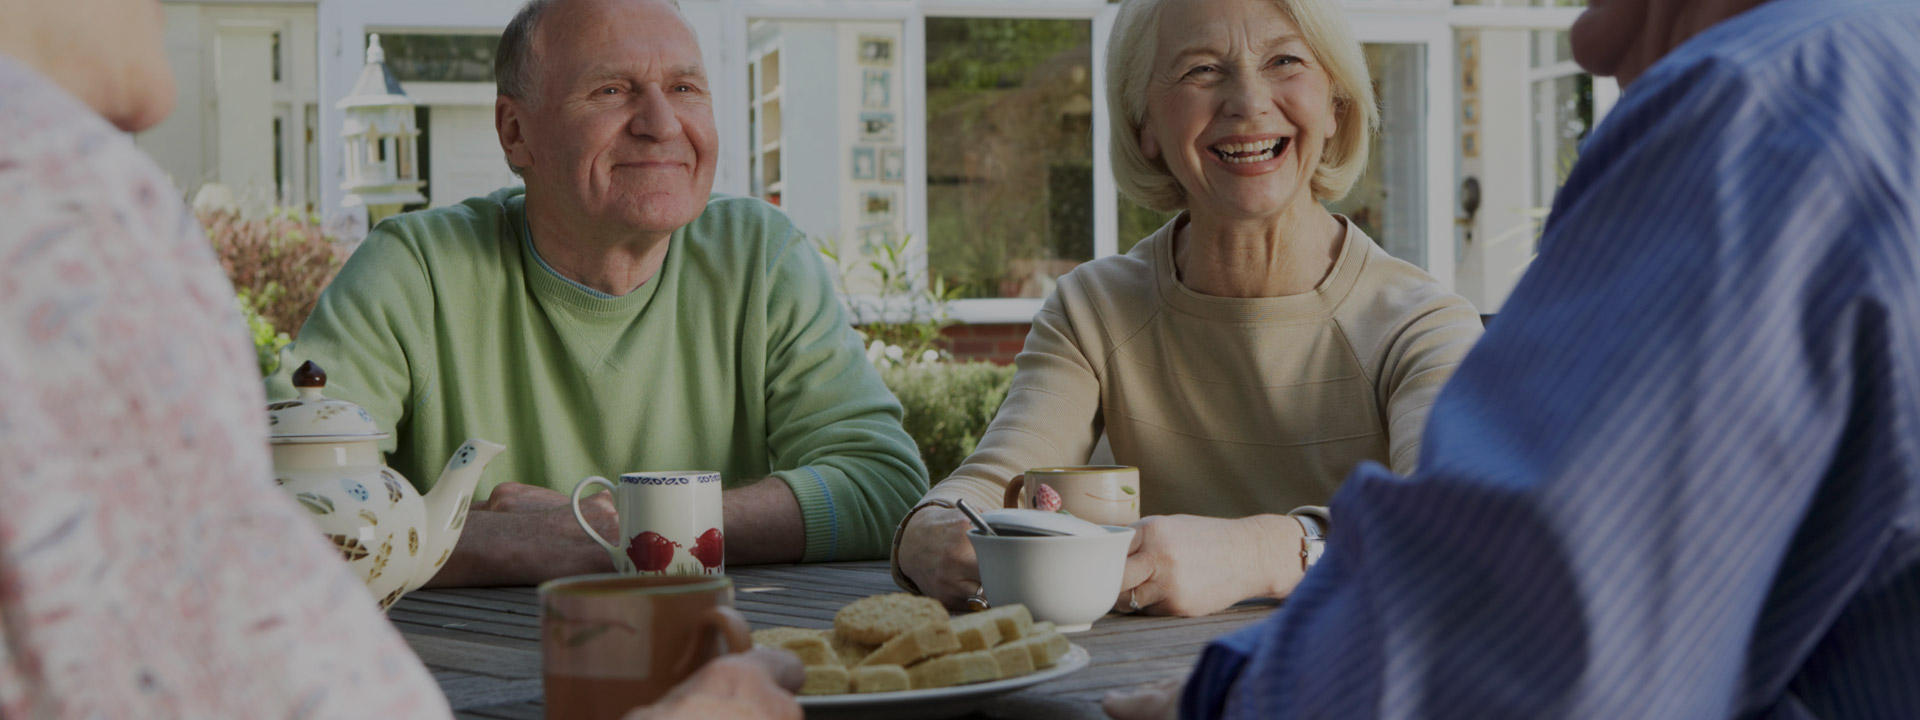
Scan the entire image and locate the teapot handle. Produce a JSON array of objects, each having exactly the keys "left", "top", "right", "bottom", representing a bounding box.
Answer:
[{"left": 570, "top": 476, "right": 621, "bottom": 558}]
